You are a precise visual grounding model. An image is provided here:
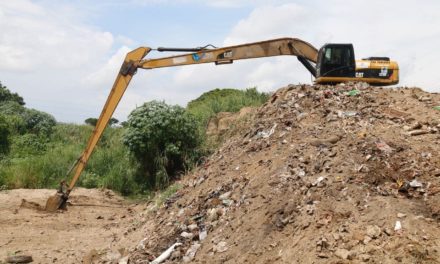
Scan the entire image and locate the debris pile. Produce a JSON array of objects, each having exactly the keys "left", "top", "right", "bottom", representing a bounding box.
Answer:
[{"left": 129, "top": 83, "right": 440, "bottom": 263}]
